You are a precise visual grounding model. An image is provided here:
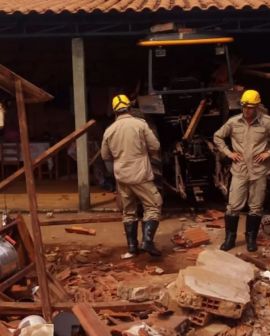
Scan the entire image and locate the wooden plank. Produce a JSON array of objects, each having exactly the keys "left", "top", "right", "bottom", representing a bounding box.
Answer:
[
  {"left": 182, "top": 99, "right": 207, "bottom": 142},
  {"left": 65, "top": 226, "right": 96, "bottom": 235},
  {"left": 0, "top": 64, "right": 53, "bottom": 103},
  {"left": 0, "top": 300, "right": 154, "bottom": 316},
  {"left": 46, "top": 272, "right": 71, "bottom": 301},
  {"left": 241, "top": 68, "right": 270, "bottom": 79},
  {"left": 0, "top": 322, "right": 12, "bottom": 336},
  {"left": 15, "top": 79, "right": 52, "bottom": 321},
  {"left": 236, "top": 252, "right": 268, "bottom": 270},
  {"left": 0, "top": 119, "right": 96, "bottom": 191},
  {"left": 243, "top": 63, "right": 270, "bottom": 69},
  {"left": 40, "top": 215, "right": 122, "bottom": 226},
  {"left": 0, "top": 219, "right": 19, "bottom": 234},
  {"left": 0, "top": 263, "right": 35, "bottom": 292},
  {"left": 16, "top": 215, "right": 35, "bottom": 262},
  {"left": 89, "top": 149, "right": 101, "bottom": 167},
  {"left": 72, "top": 38, "right": 90, "bottom": 210},
  {"left": 0, "top": 292, "right": 14, "bottom": 302},
  {"left": 72, "top": 303, "right": 111, "bottom": 336}
]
